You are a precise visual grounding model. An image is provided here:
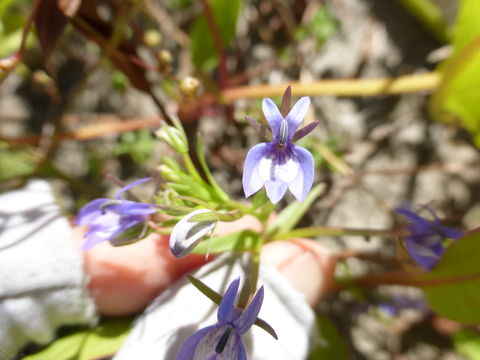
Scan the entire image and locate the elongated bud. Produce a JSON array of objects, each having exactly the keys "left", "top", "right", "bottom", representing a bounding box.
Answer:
[
  {"left": 169, "top": 209, "right": 217, "bottom": 258},
  {"left": 155, "top": 118, "right": 188, "bottom": 154}
]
